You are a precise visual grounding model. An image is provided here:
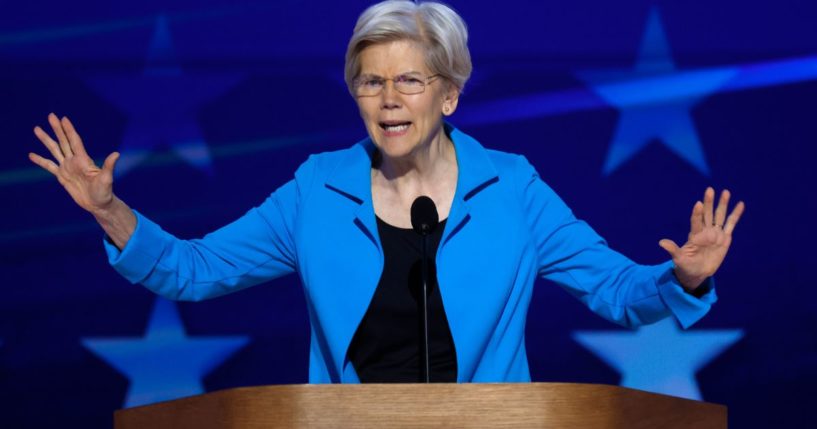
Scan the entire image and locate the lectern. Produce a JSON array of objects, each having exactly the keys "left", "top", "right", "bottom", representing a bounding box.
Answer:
[{"left": 114, "top": 383, "right": 726, "bottom": 428}]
